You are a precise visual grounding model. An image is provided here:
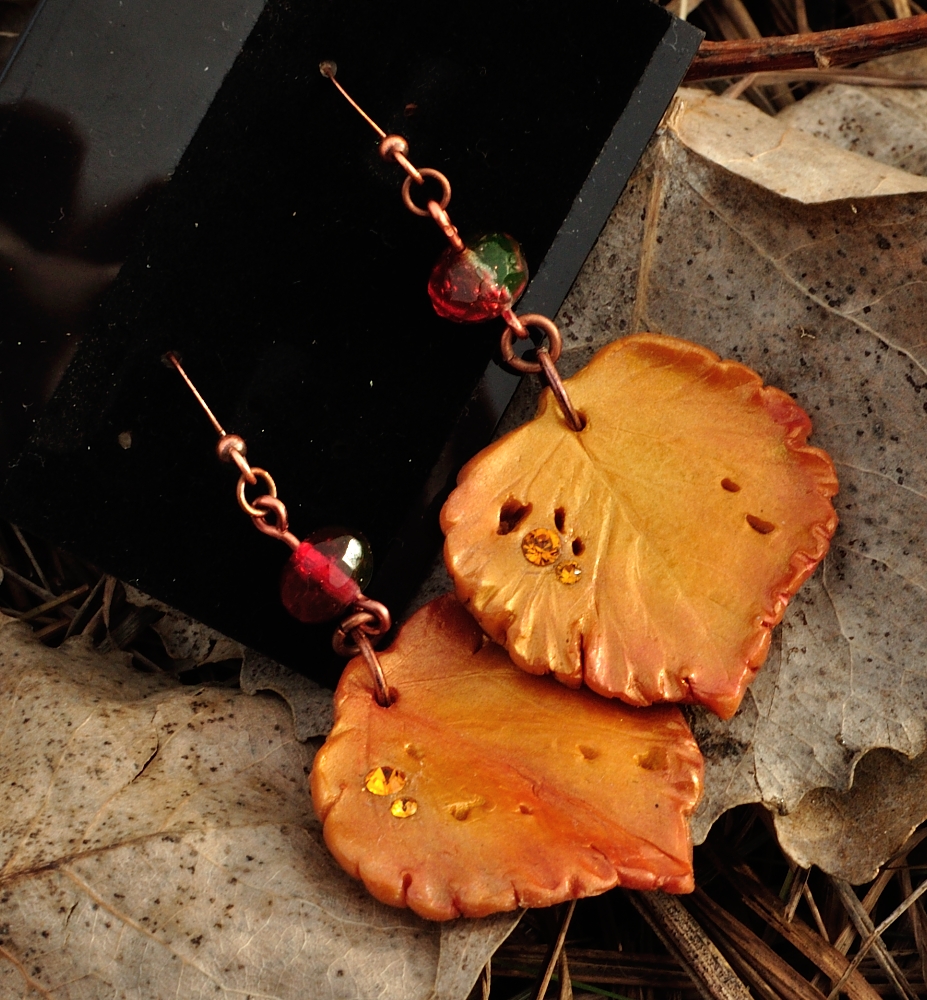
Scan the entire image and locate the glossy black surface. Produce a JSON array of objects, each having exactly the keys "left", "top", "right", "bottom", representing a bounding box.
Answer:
[
  {"left": 0, "top": 0, "right": 267, "bottom": 465},
  {"left": 1, "top": 0, "right": 702, "bottom": 686}
]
